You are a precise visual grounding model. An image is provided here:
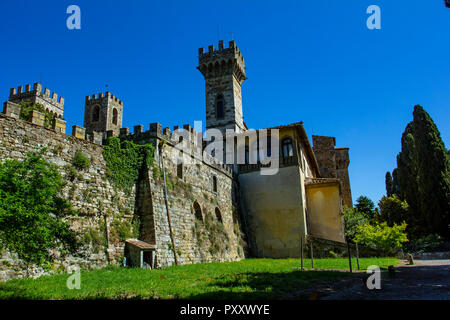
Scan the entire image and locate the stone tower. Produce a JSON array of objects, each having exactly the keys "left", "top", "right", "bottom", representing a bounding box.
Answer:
[
  {"left": 9, "top": 83, "right": 64, "bottom": 118},
  {"left": 312, "top": 135, "right": 353, "bottom": 208},
  {"left": 197, "top": 40, "right": 247, "bottom": 135},
  {"left": 84, "top": 92, "right": 123, "bottom": 136}
]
